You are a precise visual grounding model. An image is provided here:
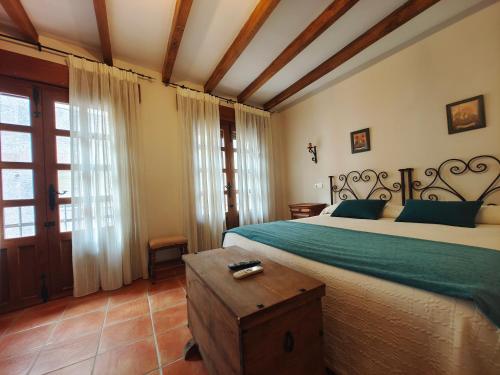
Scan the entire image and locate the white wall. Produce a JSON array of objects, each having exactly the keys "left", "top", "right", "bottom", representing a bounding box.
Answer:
[{"left": 278, "top": 2, "right": 500, "bottom": 206}]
